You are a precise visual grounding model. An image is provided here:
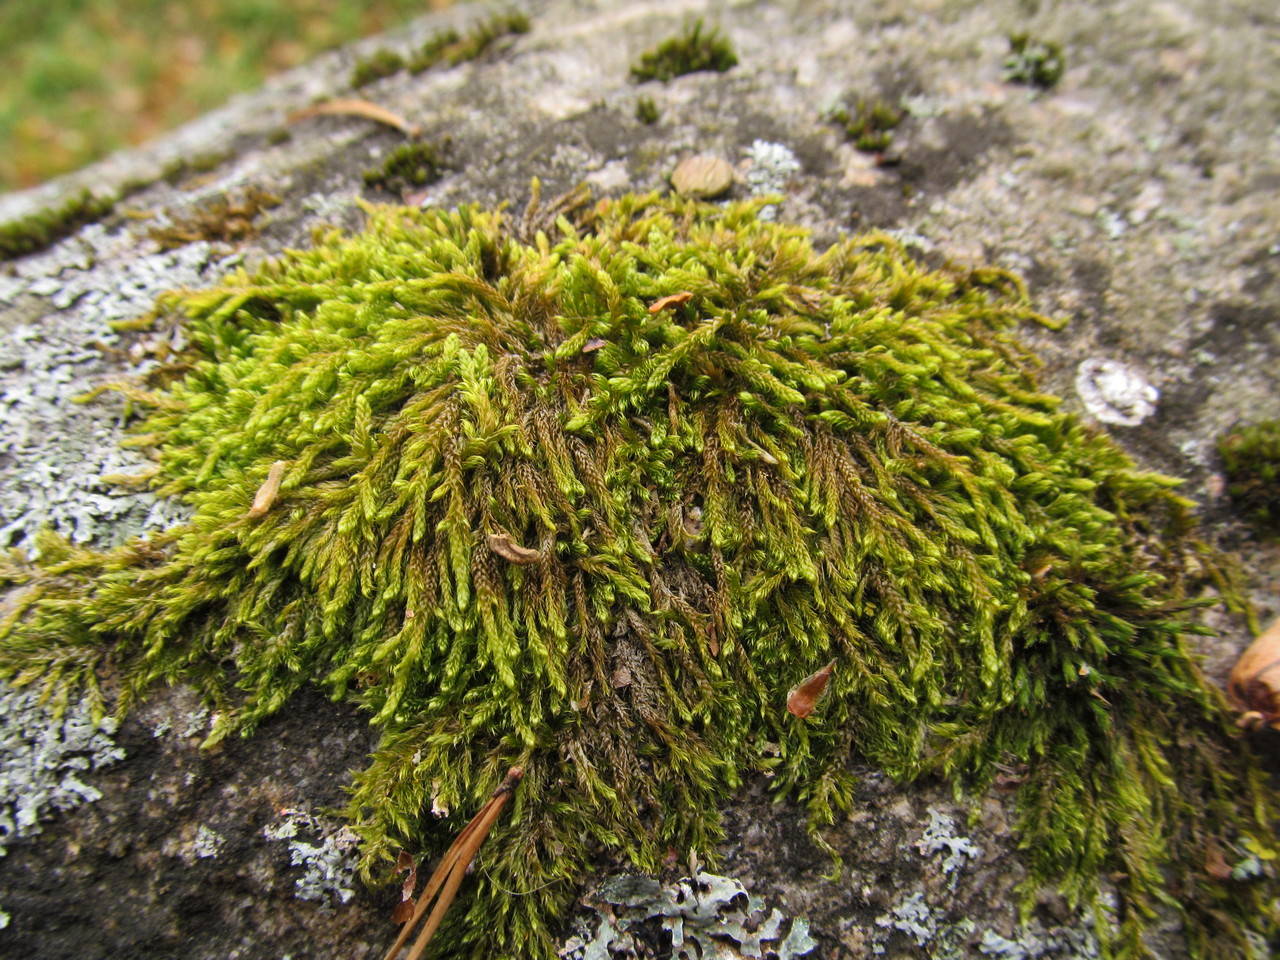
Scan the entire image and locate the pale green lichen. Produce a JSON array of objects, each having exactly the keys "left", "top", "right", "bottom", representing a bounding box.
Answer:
[{"left": 0, "top": 193, "right": 1275, "bottom": 958}]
